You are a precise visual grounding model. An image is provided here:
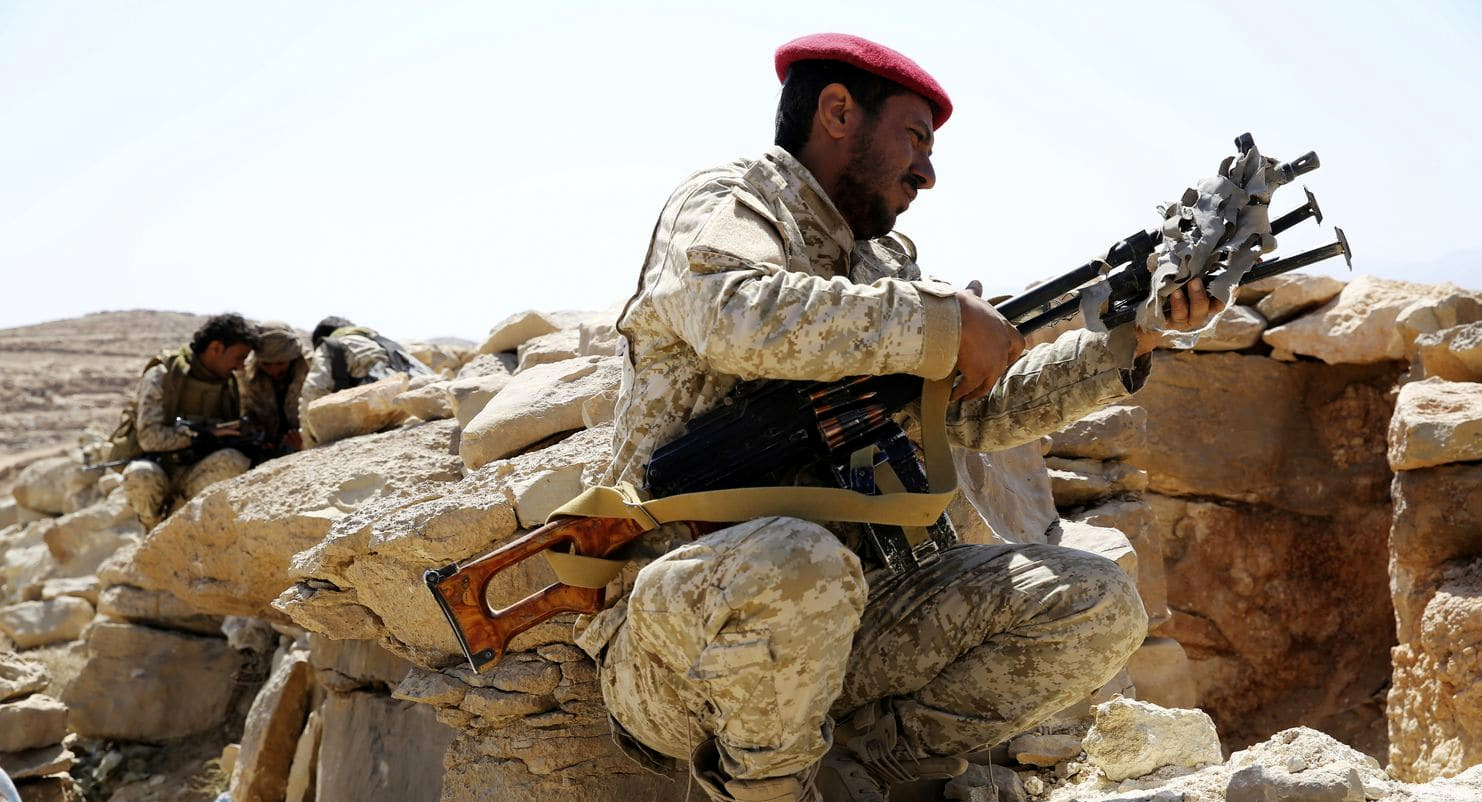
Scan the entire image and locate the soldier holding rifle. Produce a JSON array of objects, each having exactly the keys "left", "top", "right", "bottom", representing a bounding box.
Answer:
[
  {"left": 580, "top": 34, "right": 1224, "bottom": 802},
  {"left": 109, "top": 313, "right": 261, "bottom": 529}
]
